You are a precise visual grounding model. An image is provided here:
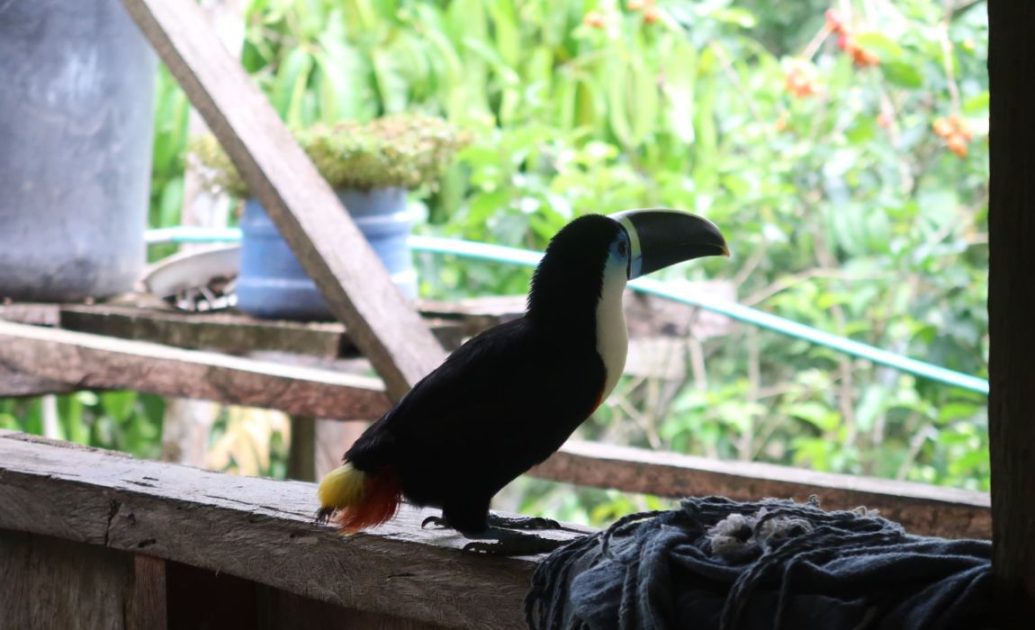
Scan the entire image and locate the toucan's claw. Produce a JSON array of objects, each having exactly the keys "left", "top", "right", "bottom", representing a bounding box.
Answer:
[
  {"left": 421, "top": 515, "right": 449, "bottom": 529},
  {"left": 487, "top": 513, "right": 560, "bottom": 531},
  {"left": 461, "top": 529, "right": 570, "bottom": 556},
  {"left": 315, "top": 507, "right": 336, "bottom": 524}
]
